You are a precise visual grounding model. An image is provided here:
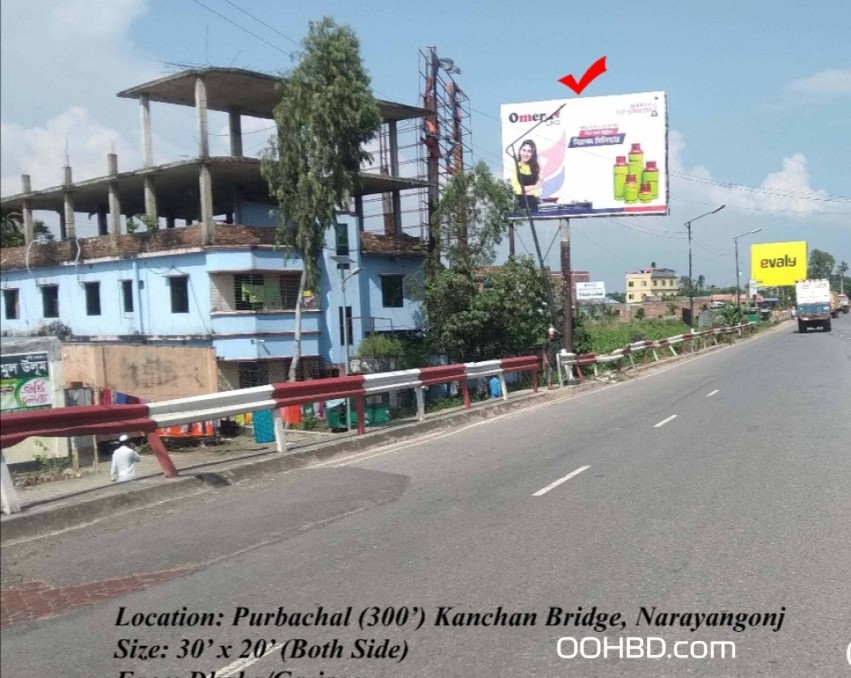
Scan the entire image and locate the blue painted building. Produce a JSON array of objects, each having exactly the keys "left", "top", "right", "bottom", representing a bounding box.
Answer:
[{"left": 1, "top": 68, "right": 429, "bottom": 394}]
